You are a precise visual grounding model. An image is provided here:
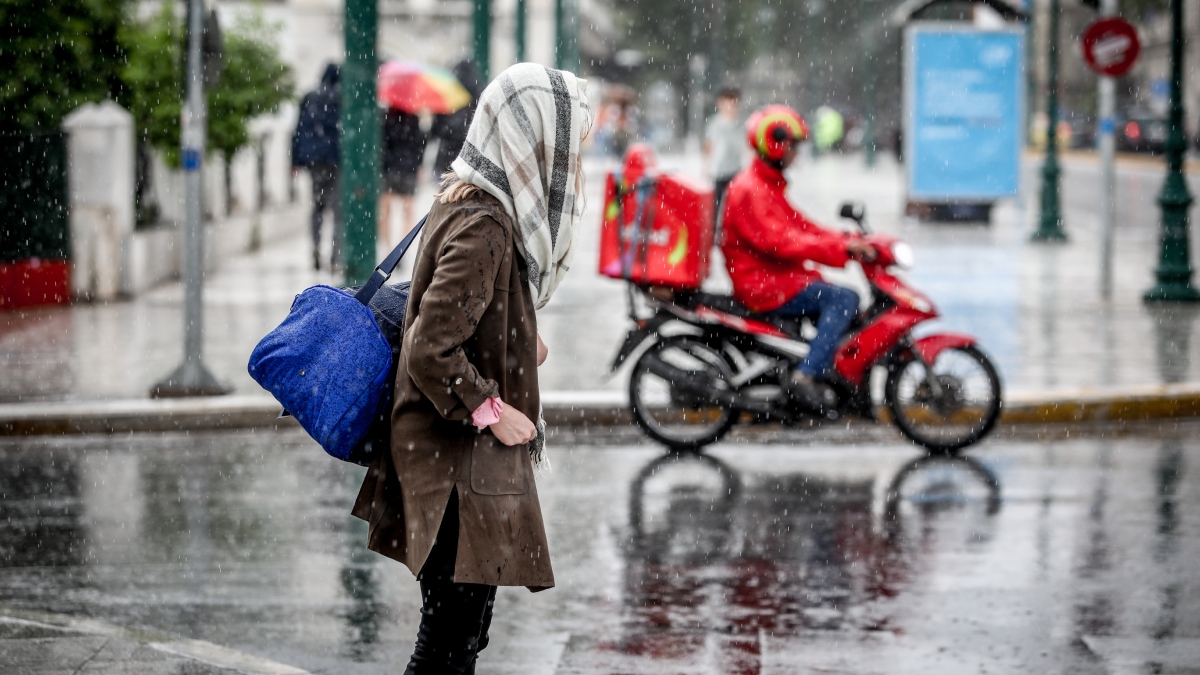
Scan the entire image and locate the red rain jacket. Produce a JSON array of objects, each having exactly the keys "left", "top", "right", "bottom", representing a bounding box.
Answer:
[{"left": 720, "top": 158, "right": 851, "bottom": 313}]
